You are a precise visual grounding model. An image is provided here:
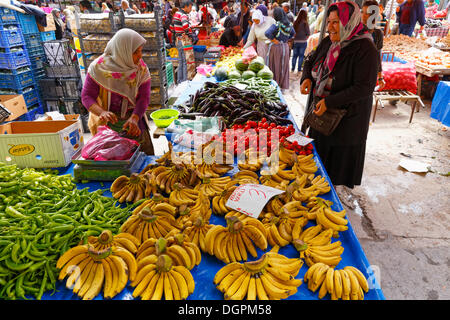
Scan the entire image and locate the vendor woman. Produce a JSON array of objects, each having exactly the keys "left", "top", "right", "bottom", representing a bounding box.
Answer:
[
  {"left": 81, "top": 28, "right": 154, "bottom": 155},
  {"left": 219, "top": 16, "right": 241, "bottom": 47}
]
